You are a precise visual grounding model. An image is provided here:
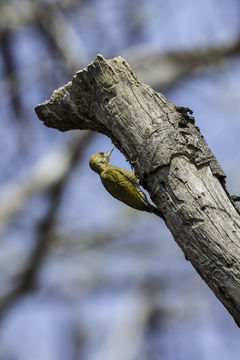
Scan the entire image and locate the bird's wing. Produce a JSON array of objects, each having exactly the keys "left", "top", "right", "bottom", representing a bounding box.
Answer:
[
  {"left": 118, "top": 168, "right": 148, "bottom": 202},
  {"left": 118, "top": 168, "right": 139, "bottom": 186},
  {"left": 101, "top": 166, "right": 149, "bottom": 210}
]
